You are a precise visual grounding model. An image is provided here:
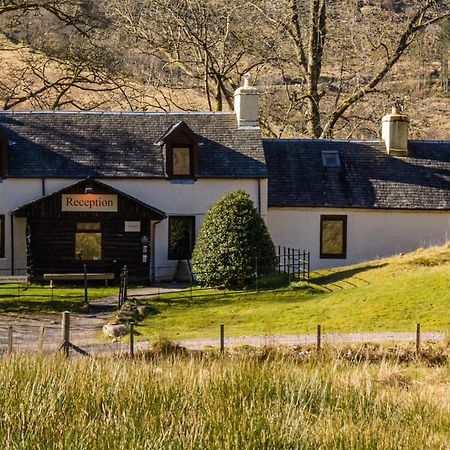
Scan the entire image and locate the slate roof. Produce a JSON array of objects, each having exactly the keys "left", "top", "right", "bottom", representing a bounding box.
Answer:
[
  {"left": 0, "top": 111, "right": 266, "bottom": 178},
  {"left": 263, "top": 139, "right": 450, "bottom": 210}
]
